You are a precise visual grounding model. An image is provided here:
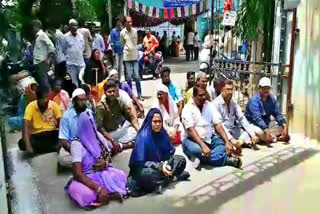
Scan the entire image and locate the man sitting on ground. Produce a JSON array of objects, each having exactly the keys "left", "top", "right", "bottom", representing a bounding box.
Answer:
[
  {"left": 184, "top": 71, "right": 216, "bottom": 104},
  {"left": 19, "top": 89, "right": 62, "bottom": 155},
  {"left": 182, "top": 86, "right": 242, "bottom": 169},
  {"left": 245, "top": 77, "right": 290, "bottom": 144},
  {"left": 213, "top": 80, "right": 259, "bottom": 150},
  {"left": 58, "top": 88, "right": 88, "bottom": 168},
  {"left": 161, "top": 66, "right": 183, "bottom": 116},
  {"left": 96, "top": 79, "right": 139, "bottom": 154},
  {"left": 108, "top": 69, "right": 145, "bottom": 118},
  {"left": 182, "top": 71, "right": 195, "bottom": 98}
]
